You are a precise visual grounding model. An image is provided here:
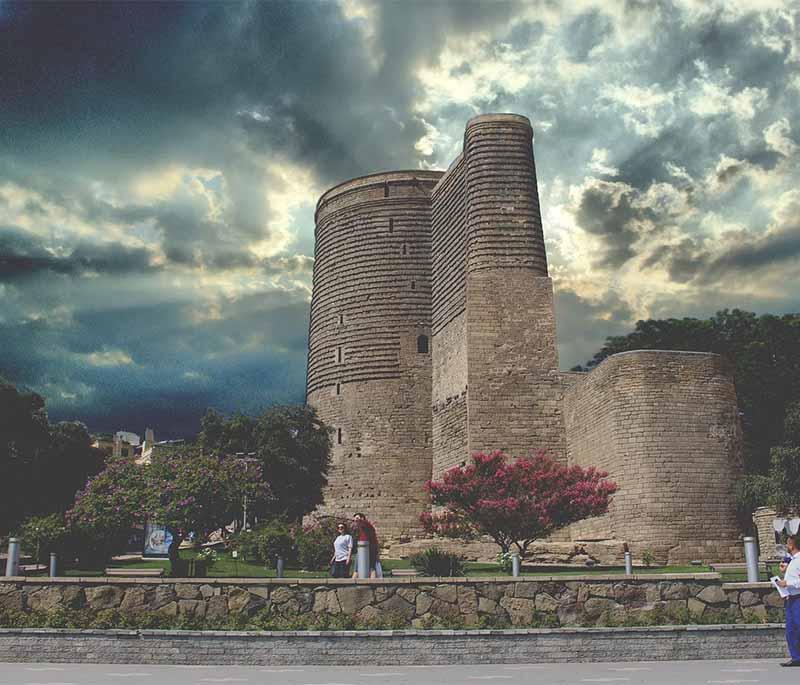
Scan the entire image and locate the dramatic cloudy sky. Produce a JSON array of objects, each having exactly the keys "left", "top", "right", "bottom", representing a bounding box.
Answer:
[{"left": 1, "top": 1, "right": 799, "bottom": 437}]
